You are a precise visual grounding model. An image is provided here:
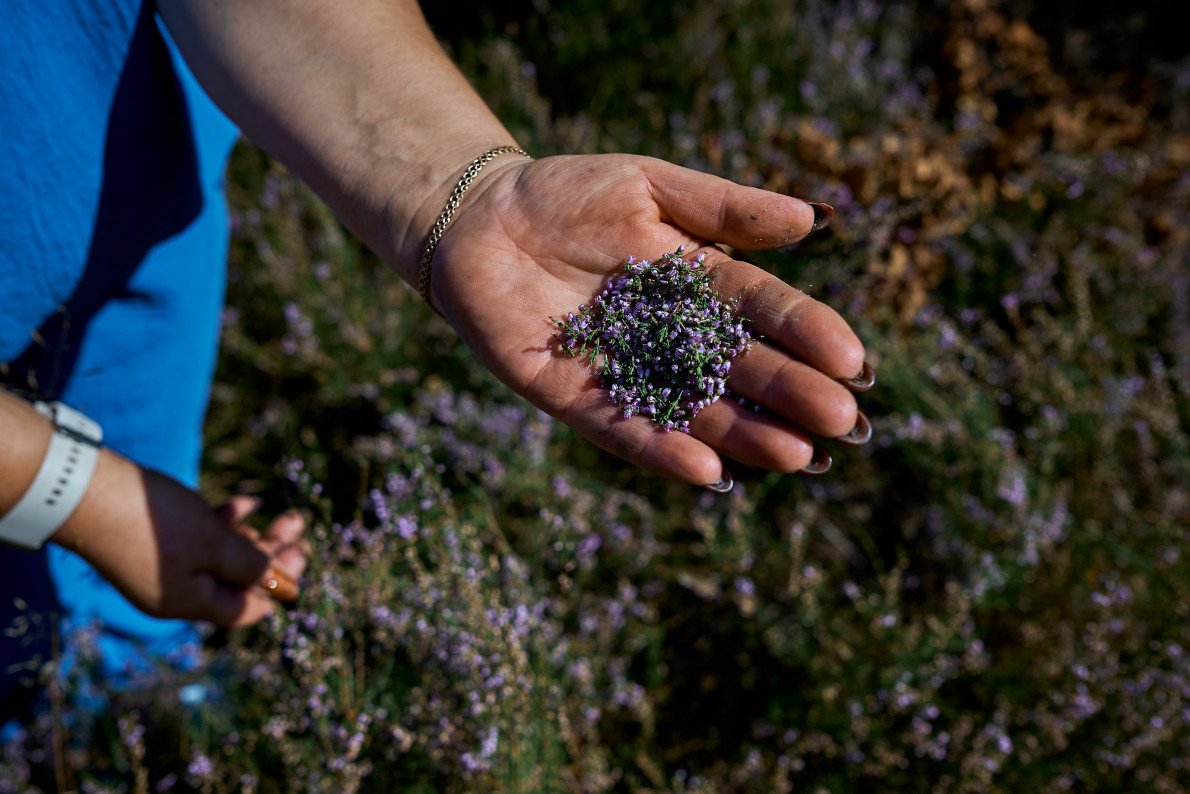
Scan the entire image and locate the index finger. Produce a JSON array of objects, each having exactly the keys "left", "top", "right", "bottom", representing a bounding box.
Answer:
[
  {"left": 700, "top": 250, "right": 866, "bottom": 380},
  {"left": 642, "top": 157, "right": 832, "bottom": 248}
]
